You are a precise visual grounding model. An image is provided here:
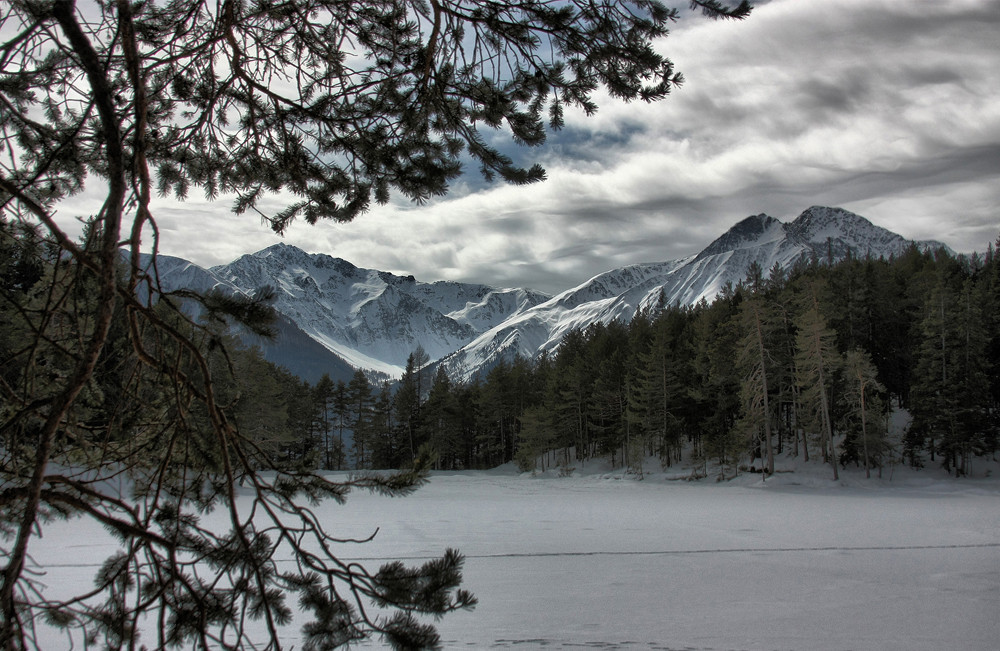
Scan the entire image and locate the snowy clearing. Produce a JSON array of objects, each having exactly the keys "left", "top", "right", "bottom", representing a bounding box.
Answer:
[{"left": 28, "top": 459, "right": 1000, "bottom": 650}]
